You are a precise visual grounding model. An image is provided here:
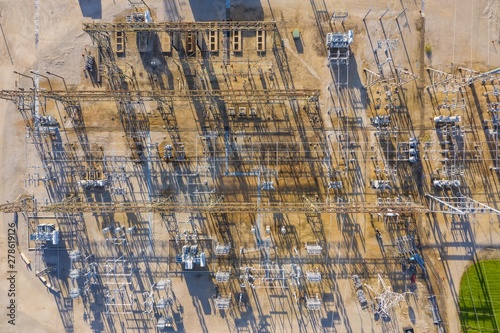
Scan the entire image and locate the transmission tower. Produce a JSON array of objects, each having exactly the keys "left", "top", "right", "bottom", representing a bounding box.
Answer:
[{"left": 364, "top": 274, "right": 405, "bottom": 319}]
